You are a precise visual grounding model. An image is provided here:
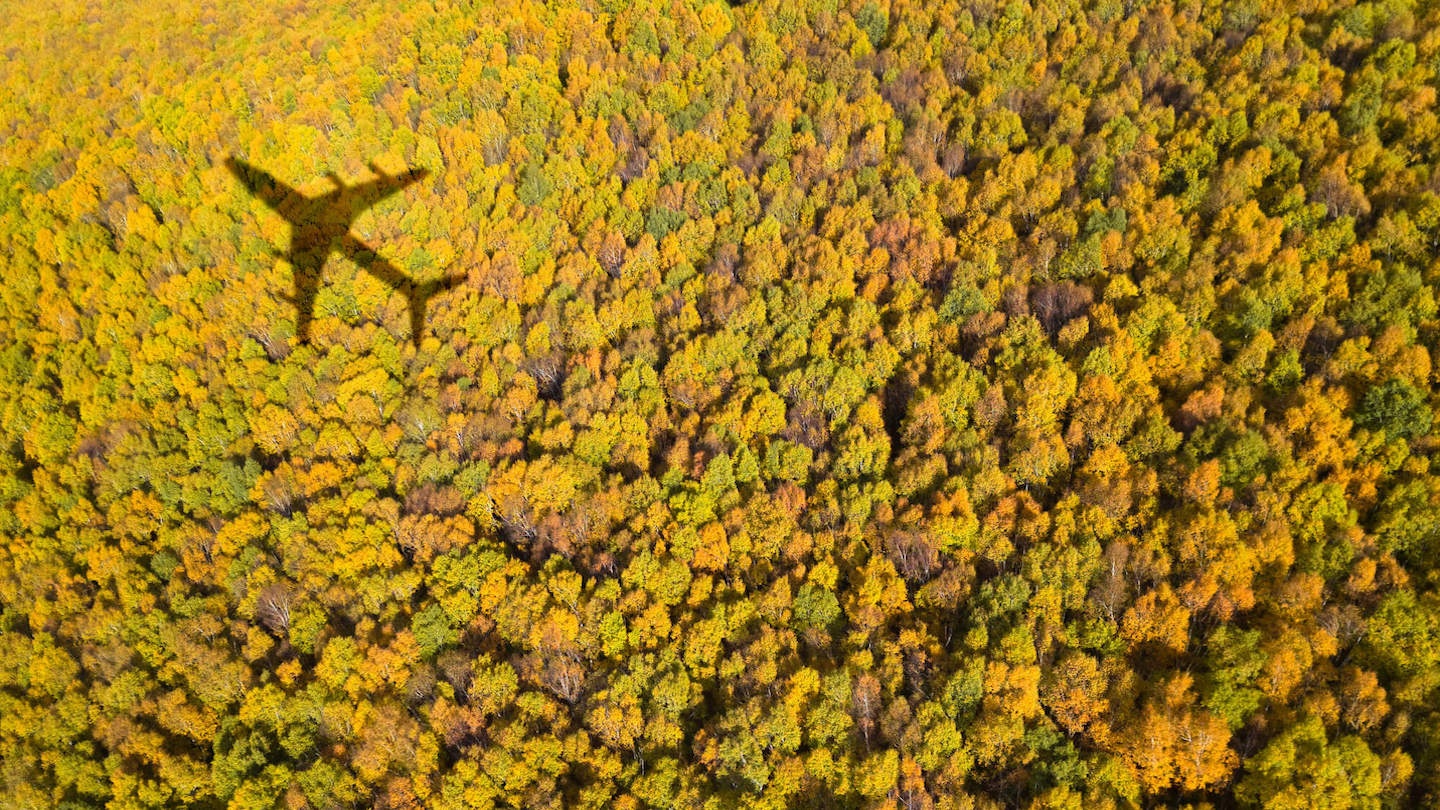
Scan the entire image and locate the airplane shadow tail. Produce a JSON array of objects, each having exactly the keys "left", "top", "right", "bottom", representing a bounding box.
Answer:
[
  {"left": 407, "top": 273, "right": 467, "bottom": 346},
  {"left": 339, "top": 234, "right": 464, "bottom": 346}
]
